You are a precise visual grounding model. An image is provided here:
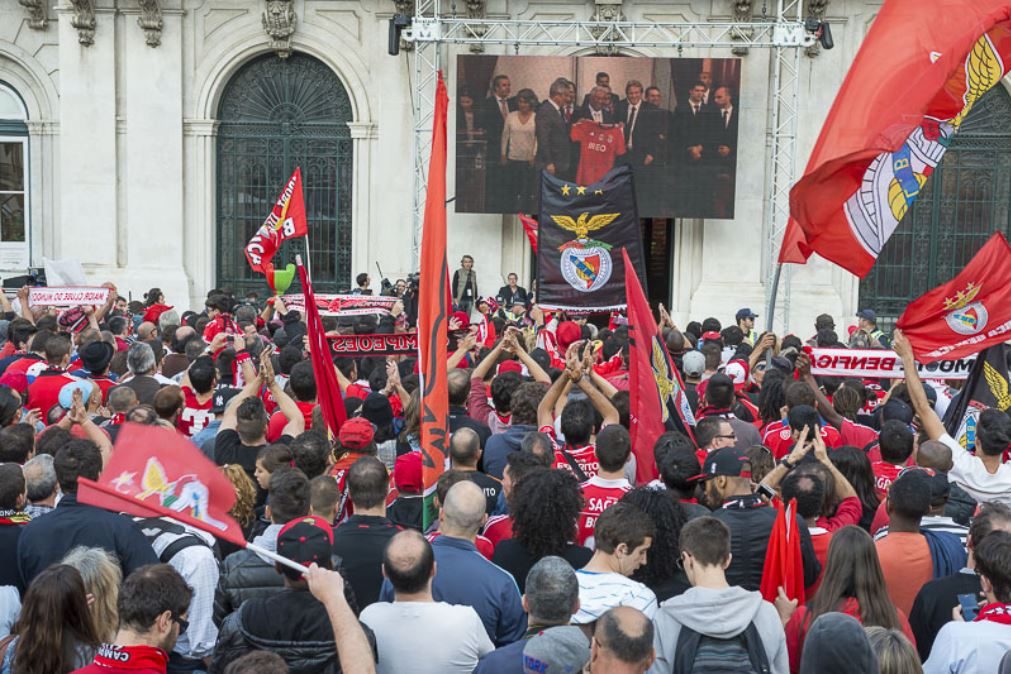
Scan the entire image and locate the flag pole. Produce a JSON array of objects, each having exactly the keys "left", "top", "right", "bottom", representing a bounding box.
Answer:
[
  {"left": 303, "top": 238, "right": 312, "bottom": 282},
  {"left": 245, "top": 541, "right": 309, "bottom": 575},
  {"left": 764, "top": 263, "right": 784, "bottom": 366}
]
